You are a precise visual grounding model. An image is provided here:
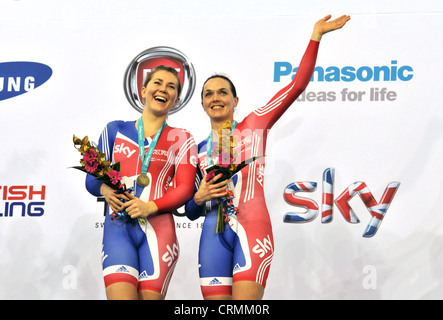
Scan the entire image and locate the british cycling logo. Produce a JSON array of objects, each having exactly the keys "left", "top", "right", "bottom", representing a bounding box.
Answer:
[
  {"left": 123, "top": 46, "right": 196, "bottom": 114},
  {"left": 0, "top": 62, "right": 52, "bottom": 101},
  {"left": 0, "top": 185, "right": 46, "bottom": 217}
]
